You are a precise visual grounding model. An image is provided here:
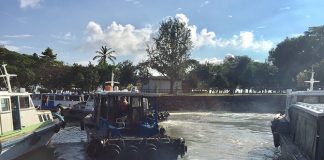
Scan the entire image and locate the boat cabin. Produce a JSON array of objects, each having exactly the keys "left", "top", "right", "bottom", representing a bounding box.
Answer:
[
  {"left": 92, "top": 91, "right": 161, "bottom": 137},
  {"left": 0, "top": 91, "right": 53, "bottom": 135}
]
